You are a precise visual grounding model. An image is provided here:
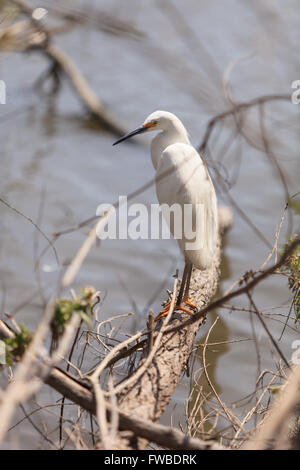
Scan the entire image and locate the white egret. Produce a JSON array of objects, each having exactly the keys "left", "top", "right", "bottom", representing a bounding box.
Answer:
[{"left": 113, "top": 110, "right": 218, "bottom": 319}]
